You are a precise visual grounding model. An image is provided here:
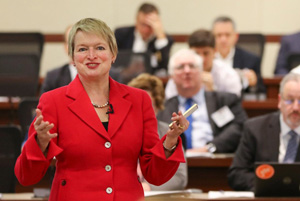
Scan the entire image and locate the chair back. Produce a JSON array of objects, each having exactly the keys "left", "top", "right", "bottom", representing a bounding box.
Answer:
[
  {"left": 237, "top": 33, "right": 265, "bottom": 59},
  {"left": 287, "top": 53, "right": 300, "bottom": 71},
  {"left": 0, "top": 33, "right": 44, "bottom": 97},
  {"left": 18, "top": 97, "right": 39, "bottom": 139},
  {"left": 0, "top": 125, "right": 22, "bottom": 193}
]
